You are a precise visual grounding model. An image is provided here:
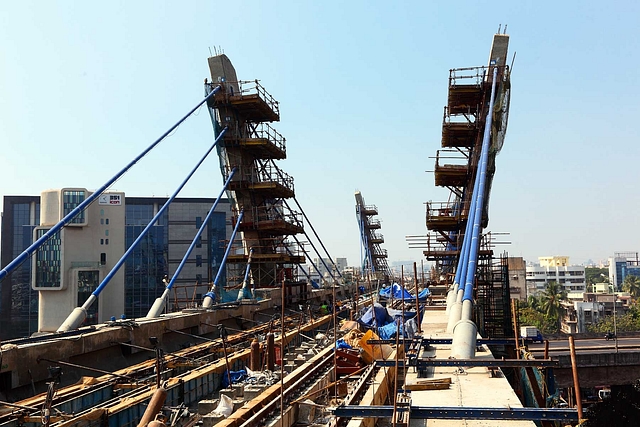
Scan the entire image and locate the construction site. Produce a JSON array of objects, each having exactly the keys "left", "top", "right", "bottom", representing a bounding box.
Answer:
[{"left": 0, "top": 31, "right": 594, "bottom": 427}]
